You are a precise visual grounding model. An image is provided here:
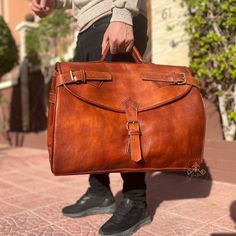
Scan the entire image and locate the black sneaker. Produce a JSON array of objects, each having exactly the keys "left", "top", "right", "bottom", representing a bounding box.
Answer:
[
  {"left": 62, "top": 188, "right": 116, "bottom": 218},
  {"left": 99, "top": 197, "right": 151, "bottom": 236}
]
